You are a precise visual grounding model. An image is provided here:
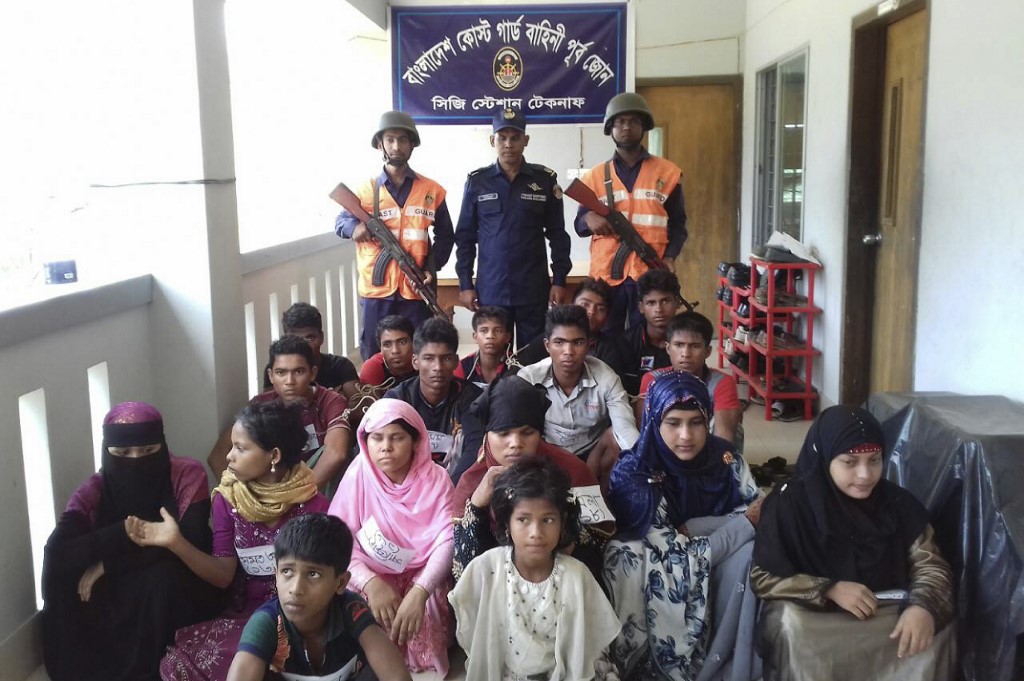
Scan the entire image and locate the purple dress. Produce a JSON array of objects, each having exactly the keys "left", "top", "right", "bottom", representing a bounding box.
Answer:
[{"left": 158, "top": 492, "right": 329, "bottom": 681}]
